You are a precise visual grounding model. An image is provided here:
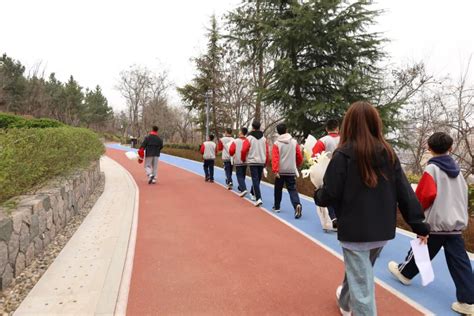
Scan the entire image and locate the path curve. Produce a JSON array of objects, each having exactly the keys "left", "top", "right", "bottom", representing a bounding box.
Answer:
[{"left": 107, "top": 148, "right": 423, "bottom": 315}]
